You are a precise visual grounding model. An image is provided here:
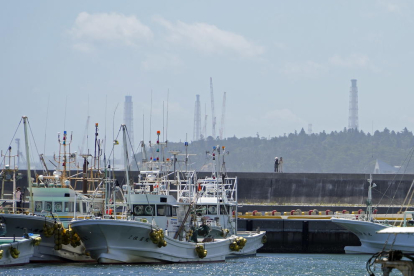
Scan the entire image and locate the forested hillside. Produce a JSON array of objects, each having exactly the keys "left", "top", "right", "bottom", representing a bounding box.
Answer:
[{"left": 135, "top": 128, "right": 414, "bottom": 173}]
